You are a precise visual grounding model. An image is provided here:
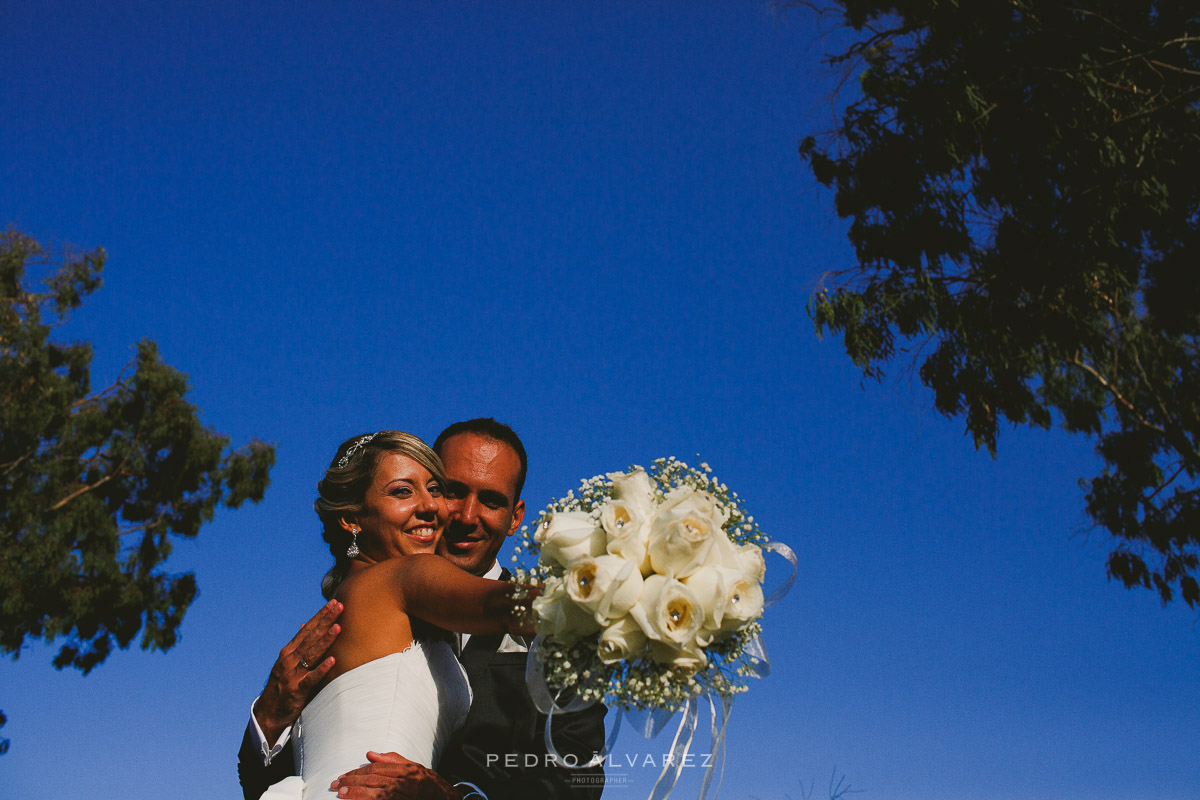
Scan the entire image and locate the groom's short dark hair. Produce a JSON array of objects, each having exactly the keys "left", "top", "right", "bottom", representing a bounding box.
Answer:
[{"left": 433, "top": 418, "right": 528, "bottom": 500}]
